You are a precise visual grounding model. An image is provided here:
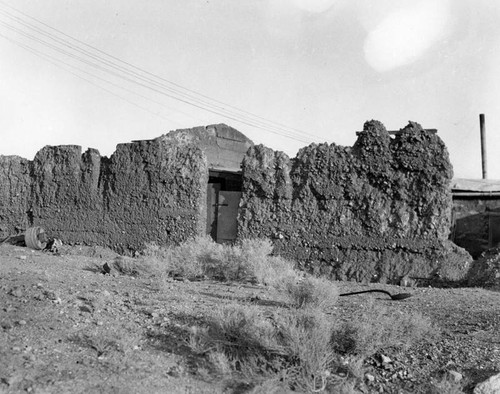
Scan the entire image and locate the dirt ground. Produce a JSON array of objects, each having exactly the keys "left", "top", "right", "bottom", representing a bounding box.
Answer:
[{"left": 1, "top": 243, "right": 500, "bottom": 394}]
